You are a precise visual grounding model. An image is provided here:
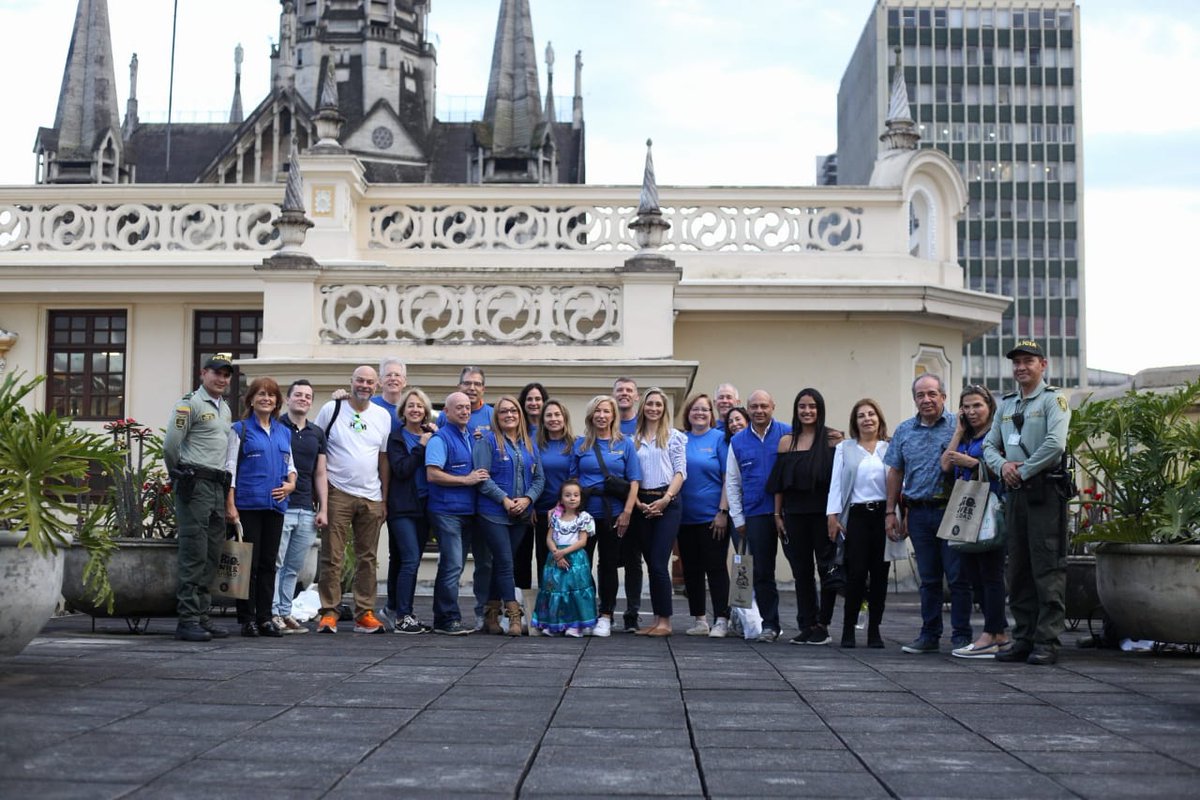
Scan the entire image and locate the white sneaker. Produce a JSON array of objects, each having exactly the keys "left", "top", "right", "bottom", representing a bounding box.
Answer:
[
  {"left": 593, "top": 617, "right": 612, "bottom": 637},
  {"left": 540, "top": 628, "right": 556, "bottom": 637},
  {"left": 708, "top": 618, "right": 729, "bottom": 638},
  {"left": 686, "top": 617, "right": 710, "bottom": 636},
  {"left": 473, "top": 615, "right": 485, "bottom": 632},
  {"left": 565, "top": 628, "right": 583, "bottom": 638},
  {"left": 582, "top": 626, "right": 594, "bottom": 637}
]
